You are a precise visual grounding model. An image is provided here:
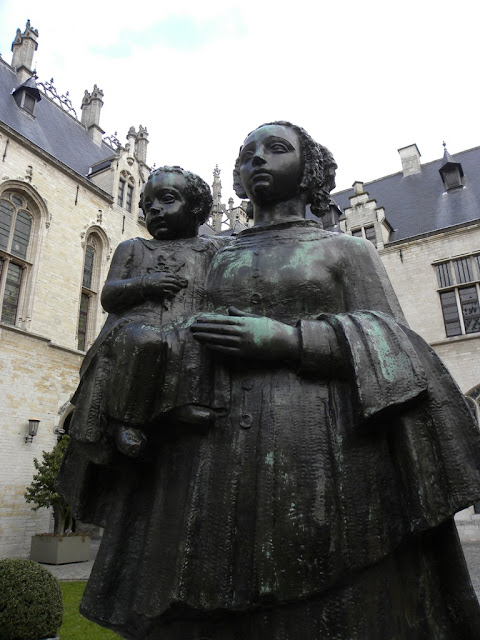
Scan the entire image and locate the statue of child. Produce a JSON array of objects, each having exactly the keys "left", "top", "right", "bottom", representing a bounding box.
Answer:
[{"left": 68, "top": 166, "right": 229, "bottom": 462}]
